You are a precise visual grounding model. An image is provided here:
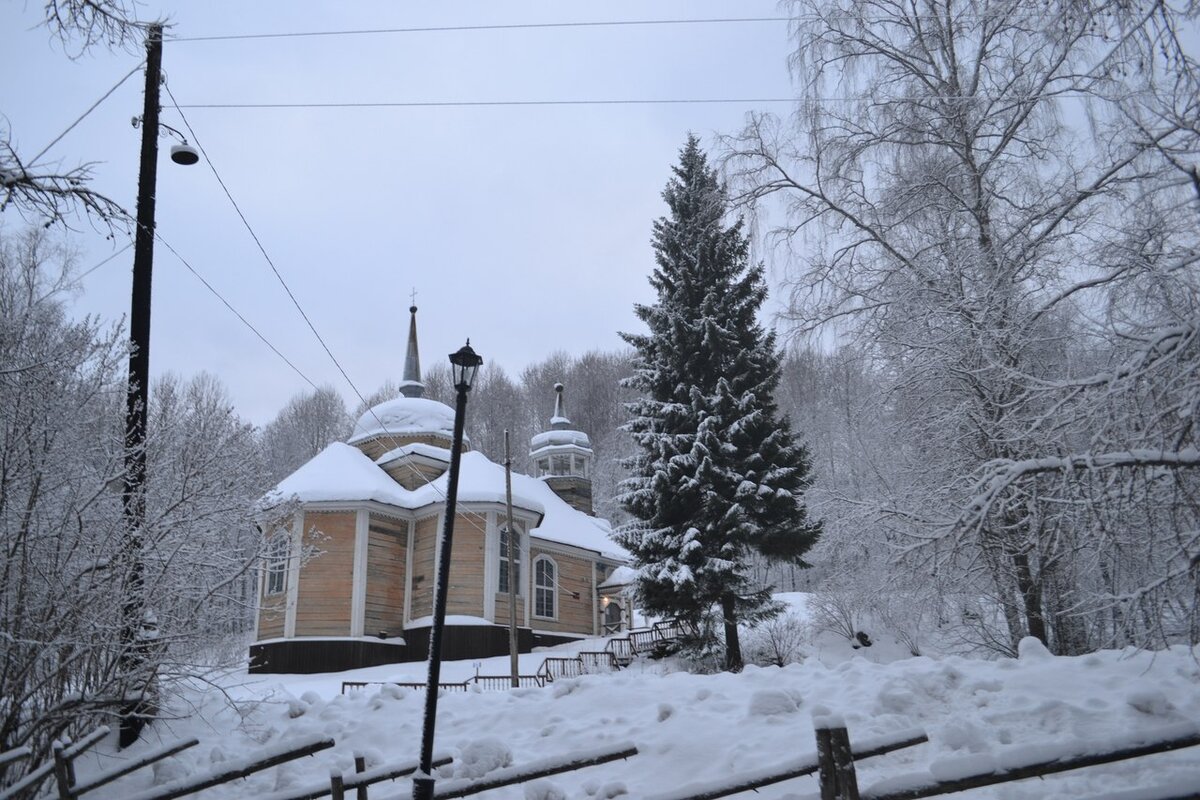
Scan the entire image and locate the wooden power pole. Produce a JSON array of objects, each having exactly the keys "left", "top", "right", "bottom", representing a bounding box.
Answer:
[{"left": 504, "top": 431, "right": 519, "bottom": 687}]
